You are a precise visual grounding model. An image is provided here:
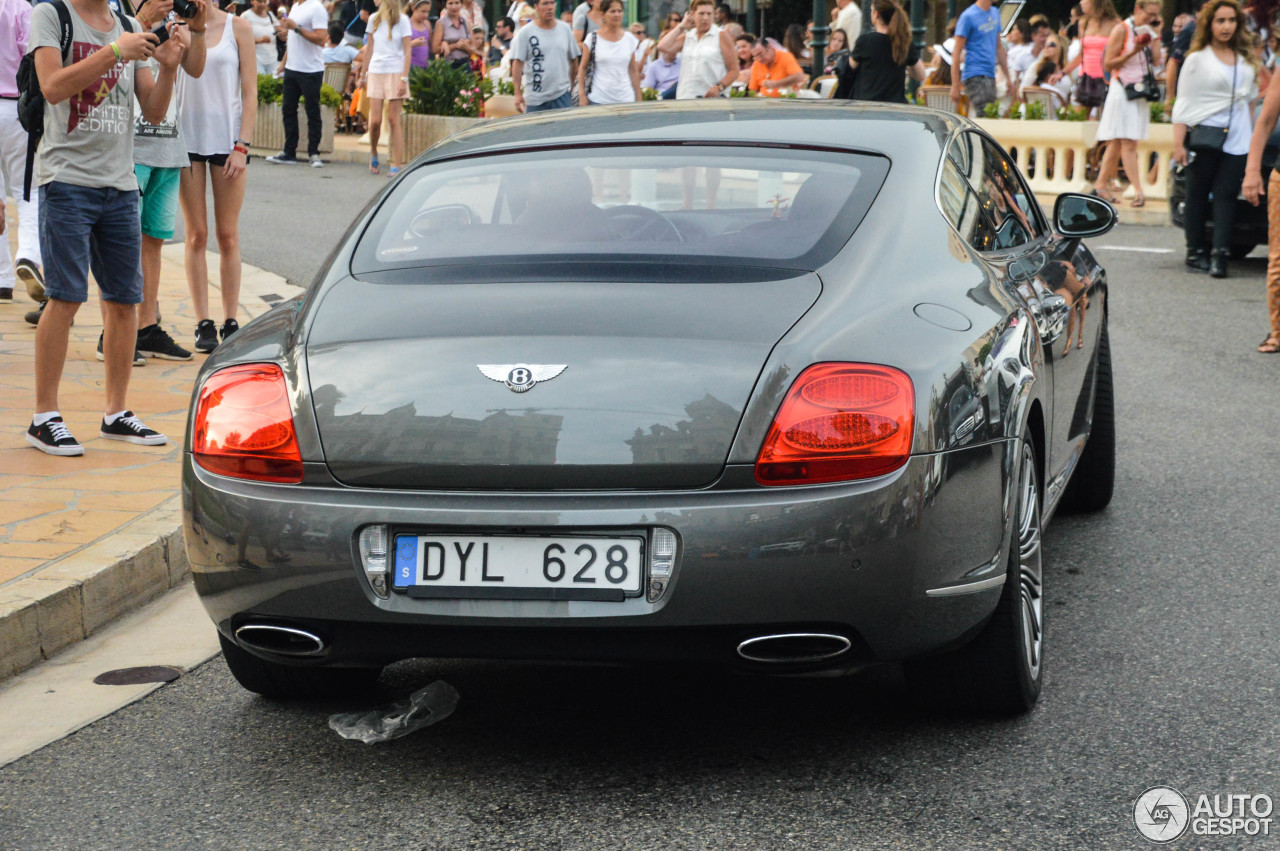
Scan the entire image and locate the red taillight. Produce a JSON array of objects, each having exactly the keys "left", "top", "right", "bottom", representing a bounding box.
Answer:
[
  {"left": 755, "top": 363, "right": 914, "bottom": 486},
  {"left": 193, "top": 364, "right": 303, "bottom": 483}
]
